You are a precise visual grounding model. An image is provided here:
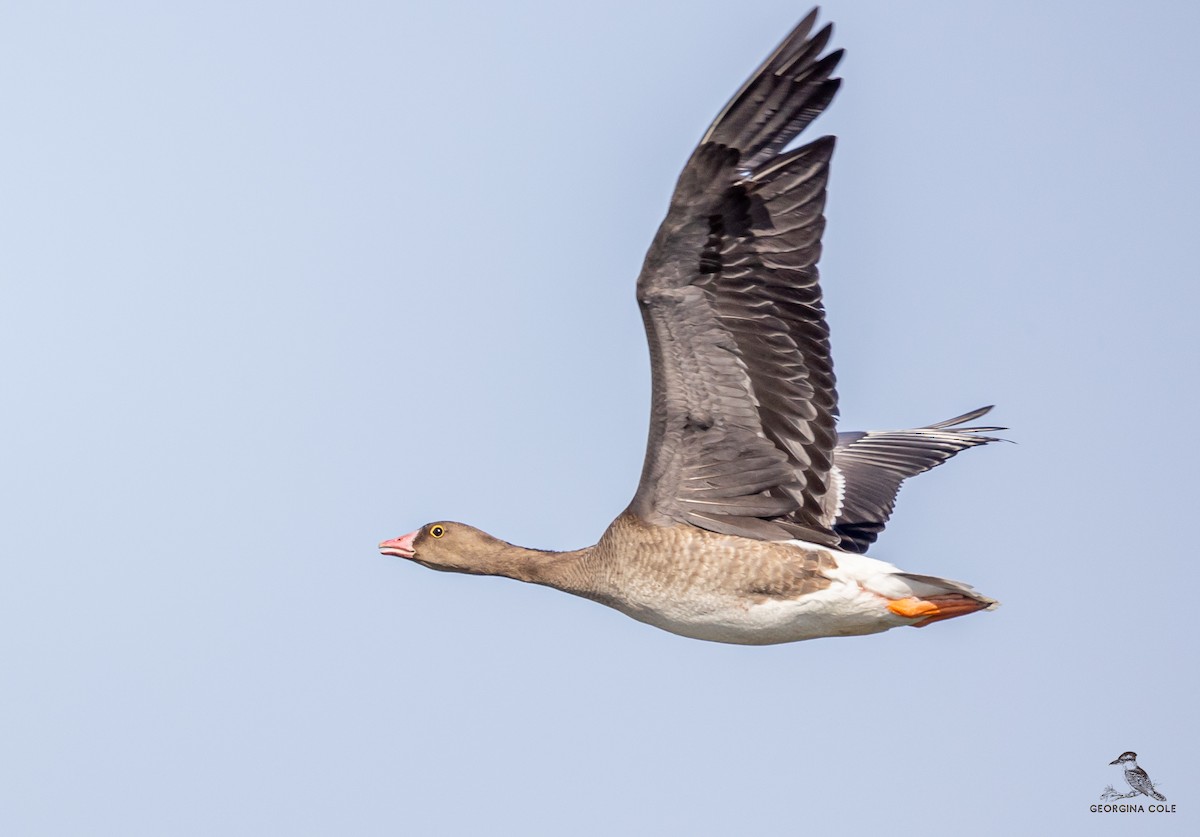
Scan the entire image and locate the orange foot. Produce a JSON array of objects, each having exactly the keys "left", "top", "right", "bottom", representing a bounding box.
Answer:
[{"left": 886, "top": 595, "right": 991, "bottom": 628}]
